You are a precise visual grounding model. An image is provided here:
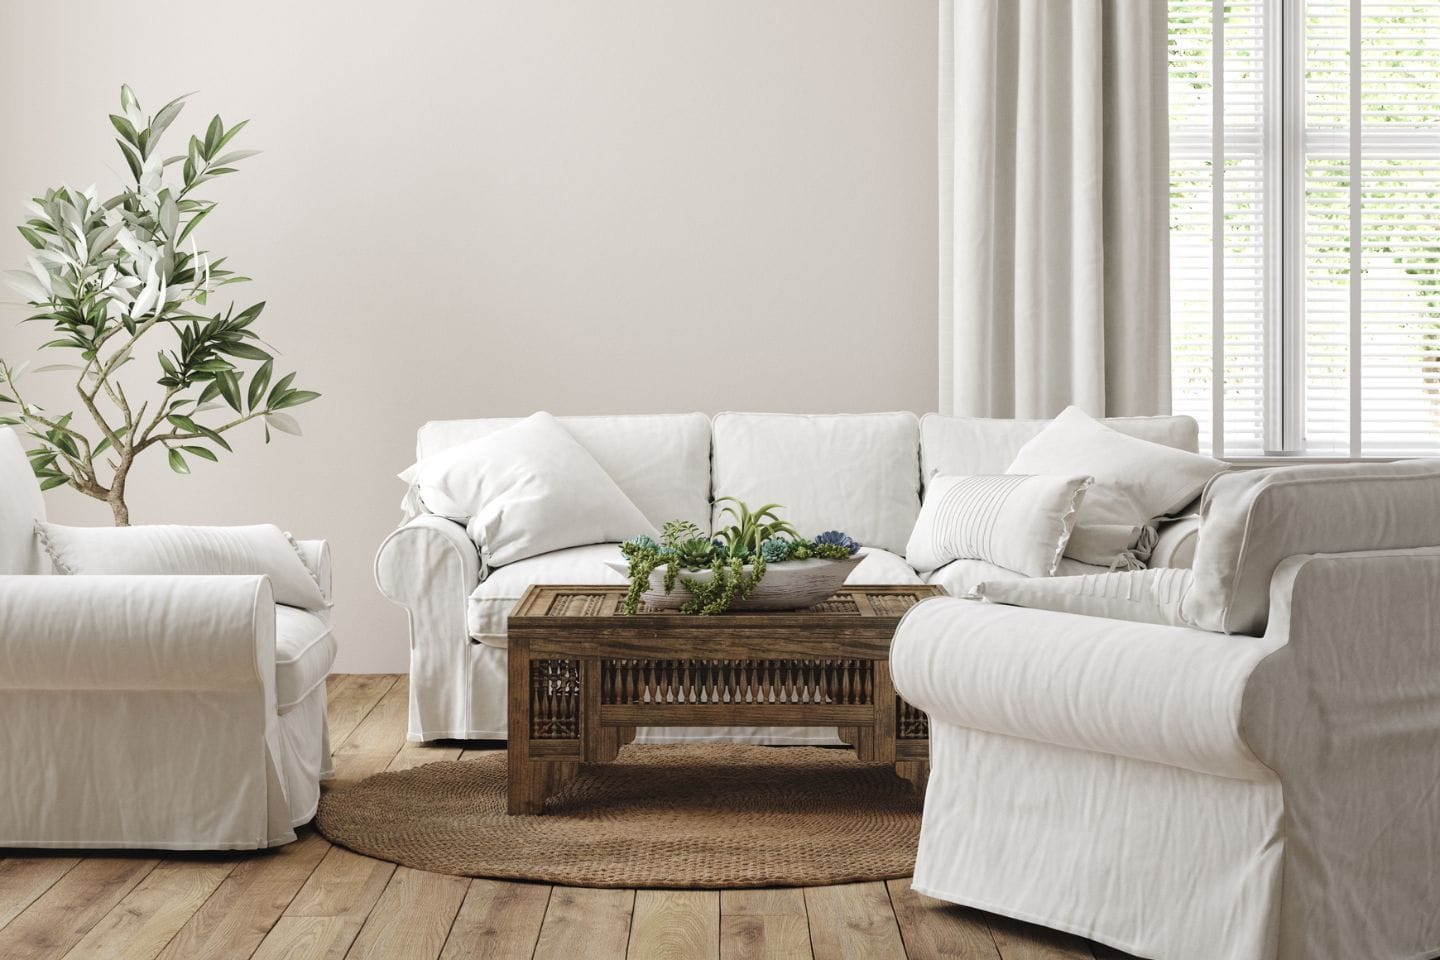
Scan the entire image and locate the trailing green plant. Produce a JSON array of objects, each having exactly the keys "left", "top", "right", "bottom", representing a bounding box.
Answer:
[
  {"left": 0, "top": 85, "right": 318, "bottom": 524},
  {"left": 618, "top": 499, "right": 861, "bottom": 614}
]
